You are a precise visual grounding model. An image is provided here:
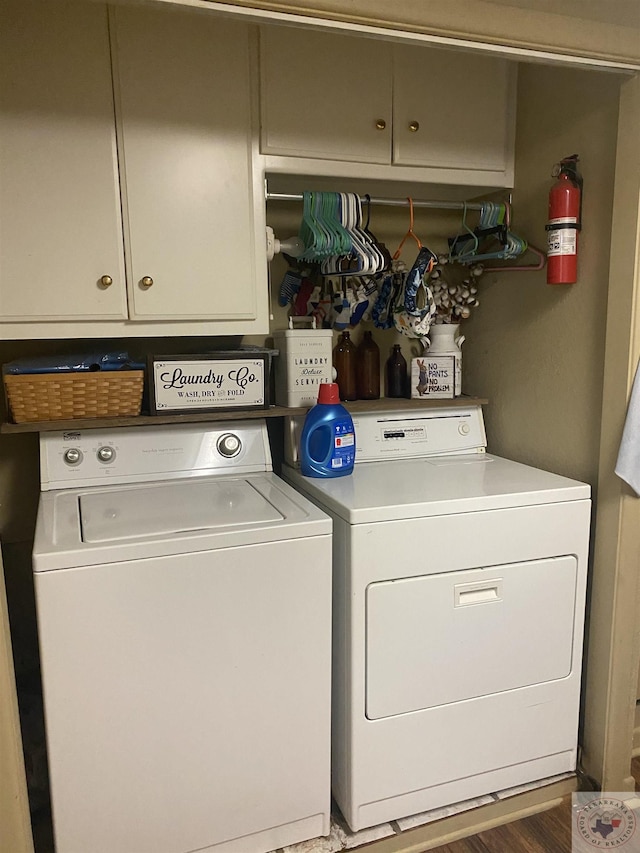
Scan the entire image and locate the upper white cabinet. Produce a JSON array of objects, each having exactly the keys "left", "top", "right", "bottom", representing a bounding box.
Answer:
[
  {"left": 0, "top": 0, "right": 128, "bottom": 323},
  {"left": 259, "top": 27, "right": 516, "bottom": 185},
  {"left": 0, "top": 0, "right": 268, "bottom": 338},
  {"left": 392, "top": 46, "right": 514, "bottom": 173},
  {"left": 260, "top": 29, "right": 393, "bottom": 164},
  {"left": 111, "top": 6, "right": 262, "bottom": 323}
]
